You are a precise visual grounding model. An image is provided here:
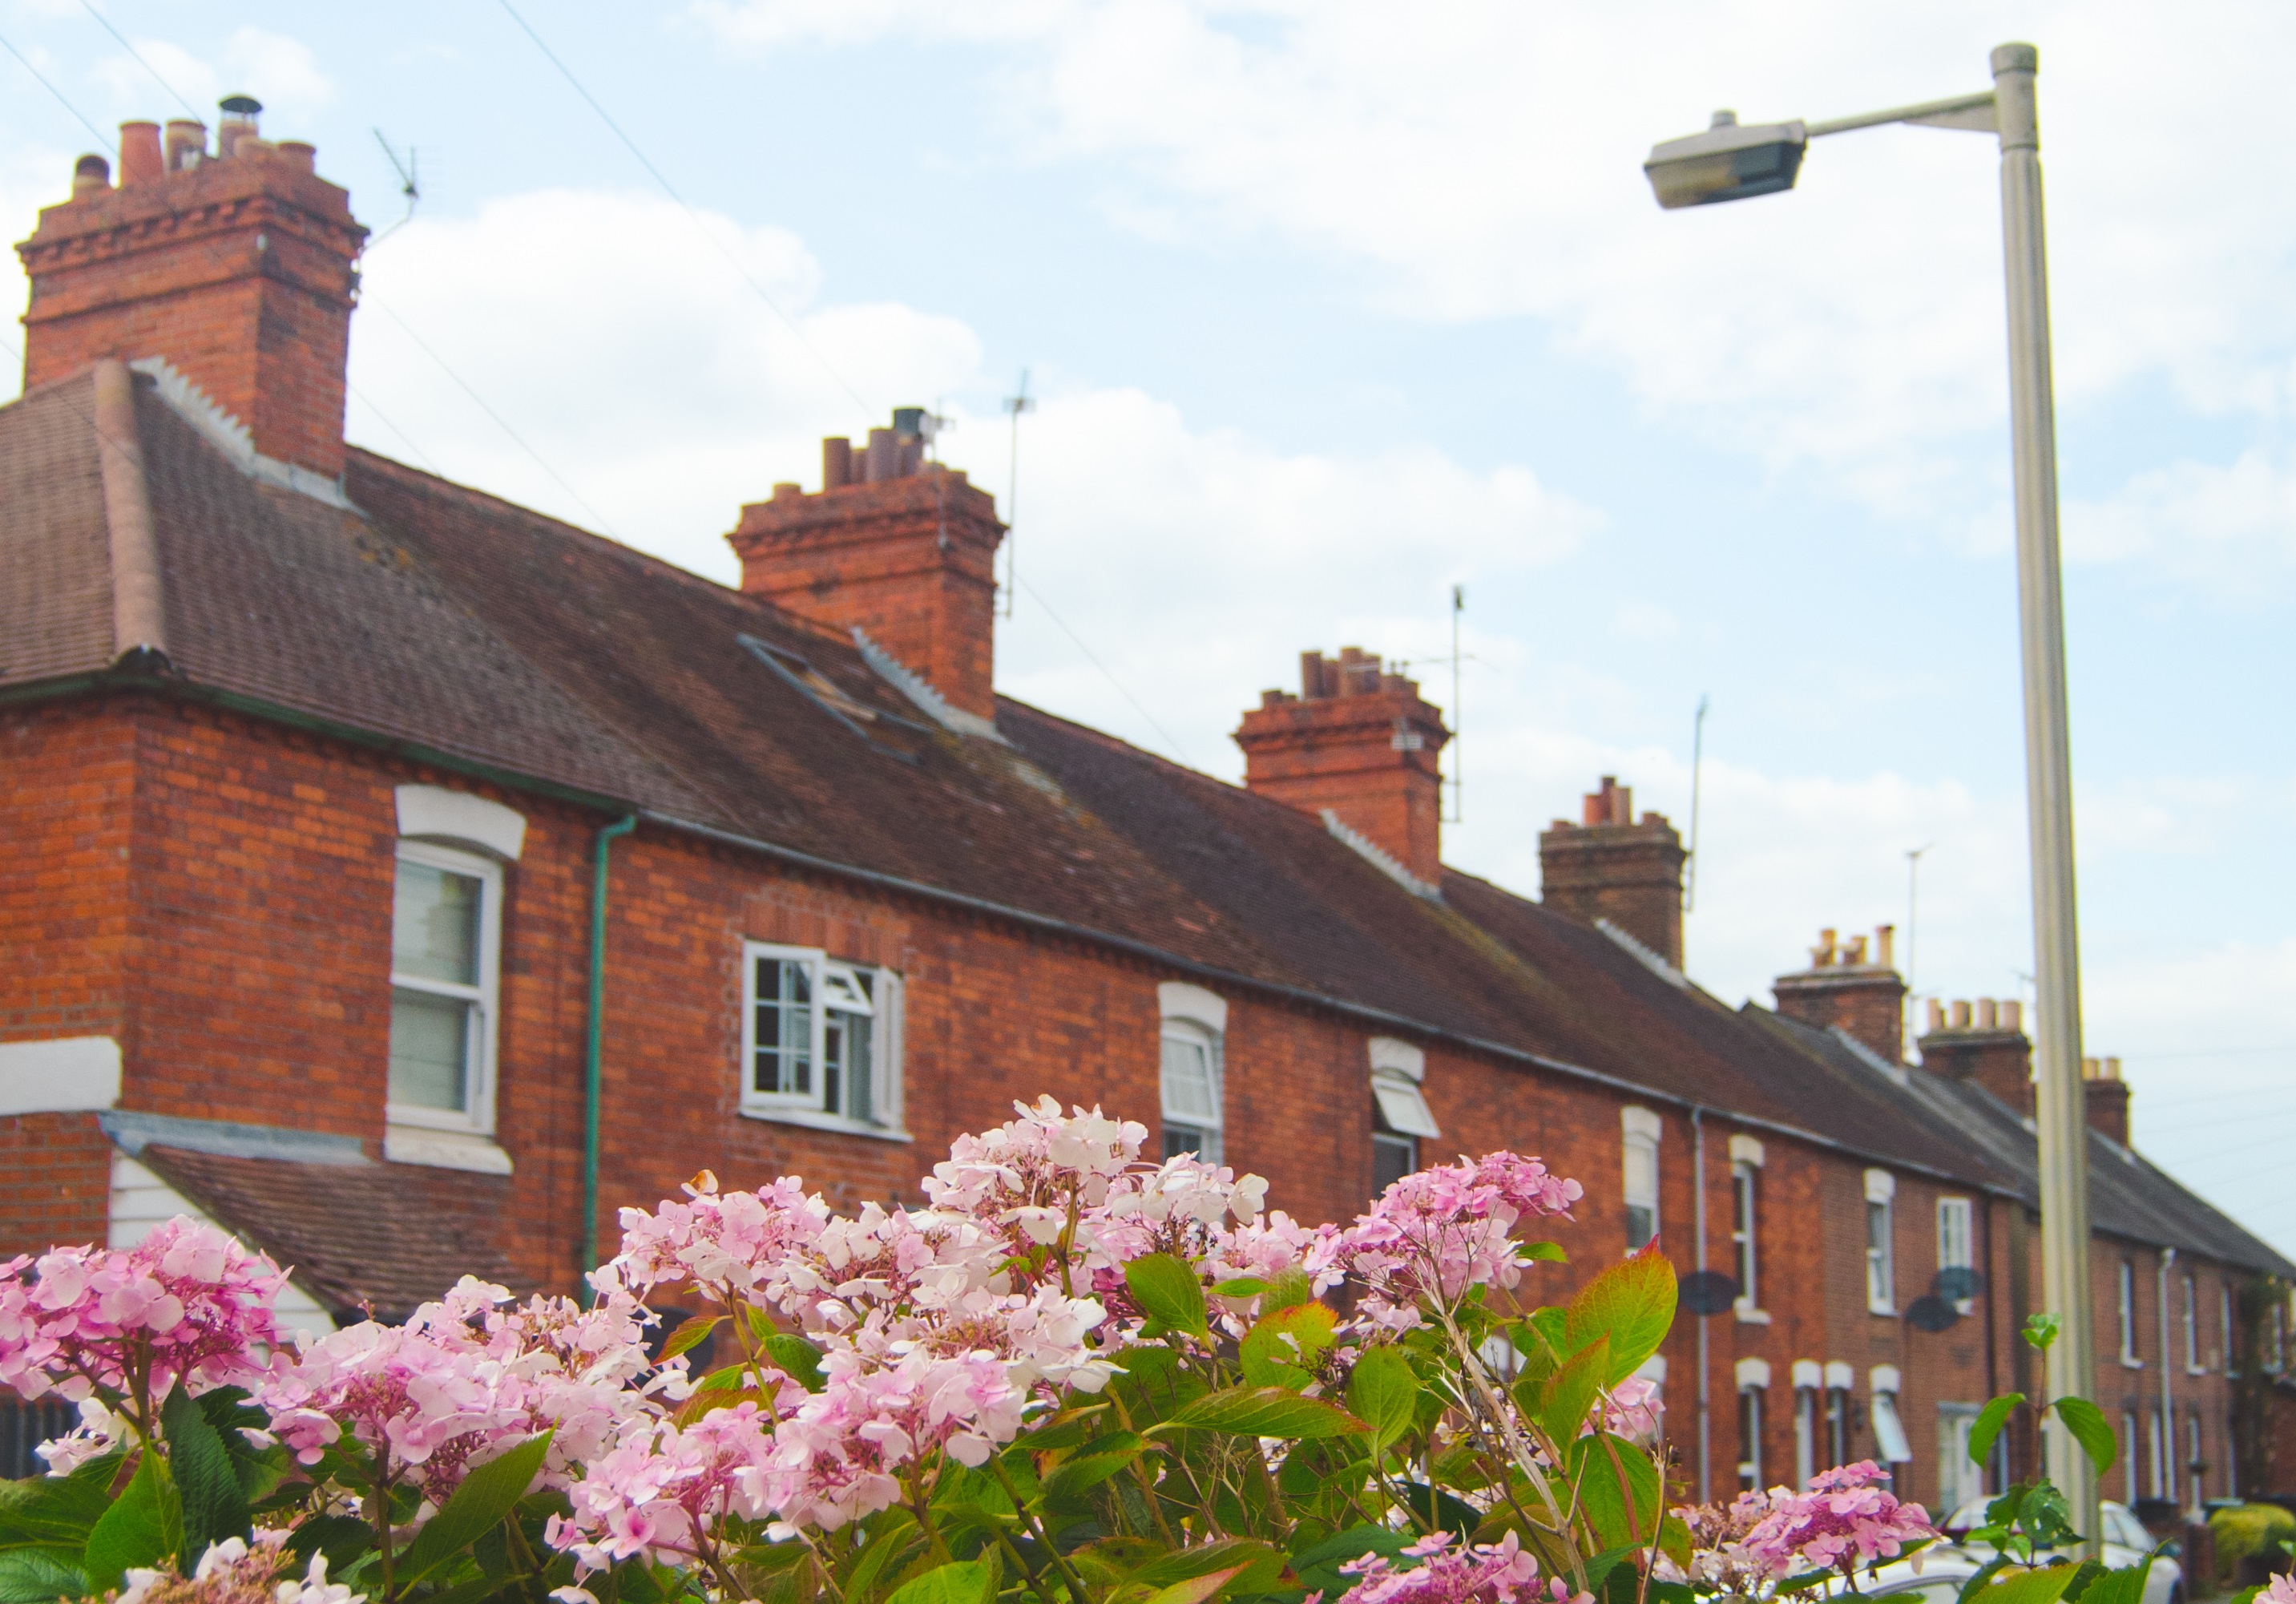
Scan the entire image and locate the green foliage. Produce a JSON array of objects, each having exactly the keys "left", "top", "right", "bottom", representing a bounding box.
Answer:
[
  {"left": 161, "top": 1380, "right": 252, "bottom": 1568},
  {"left": 1970, "top": 1393, "right": 2025, "bottom": 1468},
  {"left": 83, "top": 1450, "right": 183, "bottom": 1597},
  {"left": 1164, "top": 1385, "right": 1366, "bottom": 1439},
  {"left": 1128, "top": 1255, "right": 1212, "bottom": 1340},
  {"left": 2210, "top": 1505, "right": 2296, "bottom": 1586},
  {"left": 391, "top": 1431, "right": 554, "bottom": 1590},
  {"left": 1564, "top": 1249, "right": 1677, "bottom": 1385},
  {"left": 2045, "top": 1397, "right": 2117, "bottom": 1479}
]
